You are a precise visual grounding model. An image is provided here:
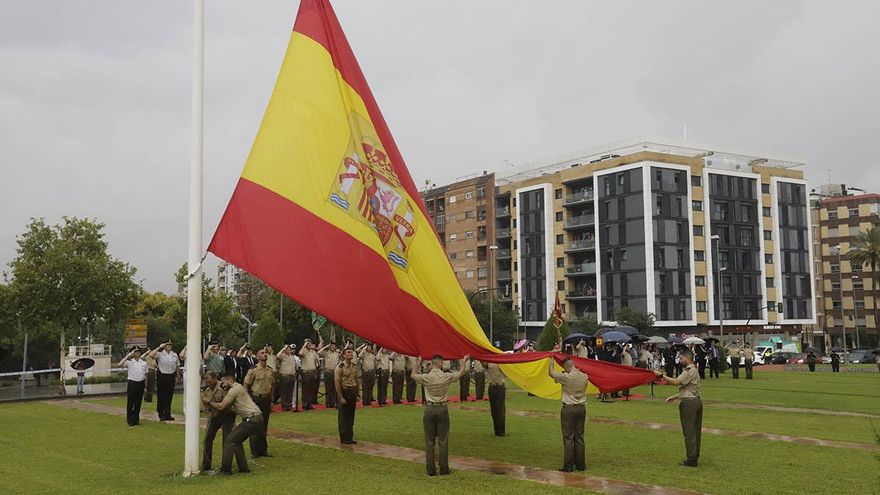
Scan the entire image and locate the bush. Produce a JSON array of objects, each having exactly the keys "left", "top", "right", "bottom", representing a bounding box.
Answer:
[{"left": 64, "top": 372, "right": 128, "bottom": 385}]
